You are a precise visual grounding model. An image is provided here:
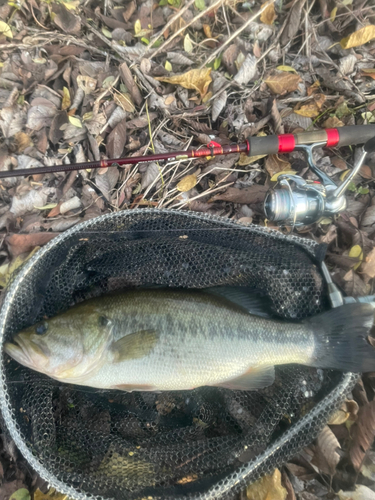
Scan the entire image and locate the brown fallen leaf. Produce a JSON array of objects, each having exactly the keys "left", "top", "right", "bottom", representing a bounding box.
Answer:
[
  {"left": 311, "top": 425, "right": 341, "bottom": 476},
  {"left": 34, "top": 487, "right": 70, "bottom": 500},
  {"left": 343, "top": 269, "right": 368, "bottom": 297},
  {"left": 107, "top": 120, "right": 127, "bottom": 159},
  {"left": 14, "top": 131, "right": 32, "bottom": 153},
  {"left": 176, "top": 173, "right": 198, "bottom": 192},
  {"left": 294, "top": 94, "right": 326, "bottom": 118},
  {"left": 47, "top": 203, "right": 62, "bottom": 218},
  {"left": 361, "top": 247, "right": 375, "bottom": 283},
  {"left": 155, "top": 68, "right": 212, "bottom": 97},
  {"left": 350, "top": 400, "right": 375, "bottom": 472},
  {"left": 260, "top": 2, "right": 277, "bottom": 25},
  {"left": 210, "top": 185, "right": 268, "bottom": 204},
  {"left": 264, "top": 71, "right": 301, "bottom": 95},
  {"left": 120, "top": 62, "right": 143, "bottom": 106},
  {"left": 328, "top": 399, "right": 359, "bottom": 425},
  {"left": 52, "top": 3, "right": 81, "bottom": 34},
  {"left": 340, "top": 25, "right": 375, "bottom": 49},
  {"left": 265, "top": 155, "right": 291, "bottom": 178},
  {"left": 222, "top": 44, "right": 240, "bottom": 75},
  {"left": 6, "top": 233, "right": 59, "bottom": 257},
  {"left": 323, "top": 116, "right": 344, "bottom": 129},
  {"left": 246, "top": 469, "right": 287, "bottom": 500}
]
